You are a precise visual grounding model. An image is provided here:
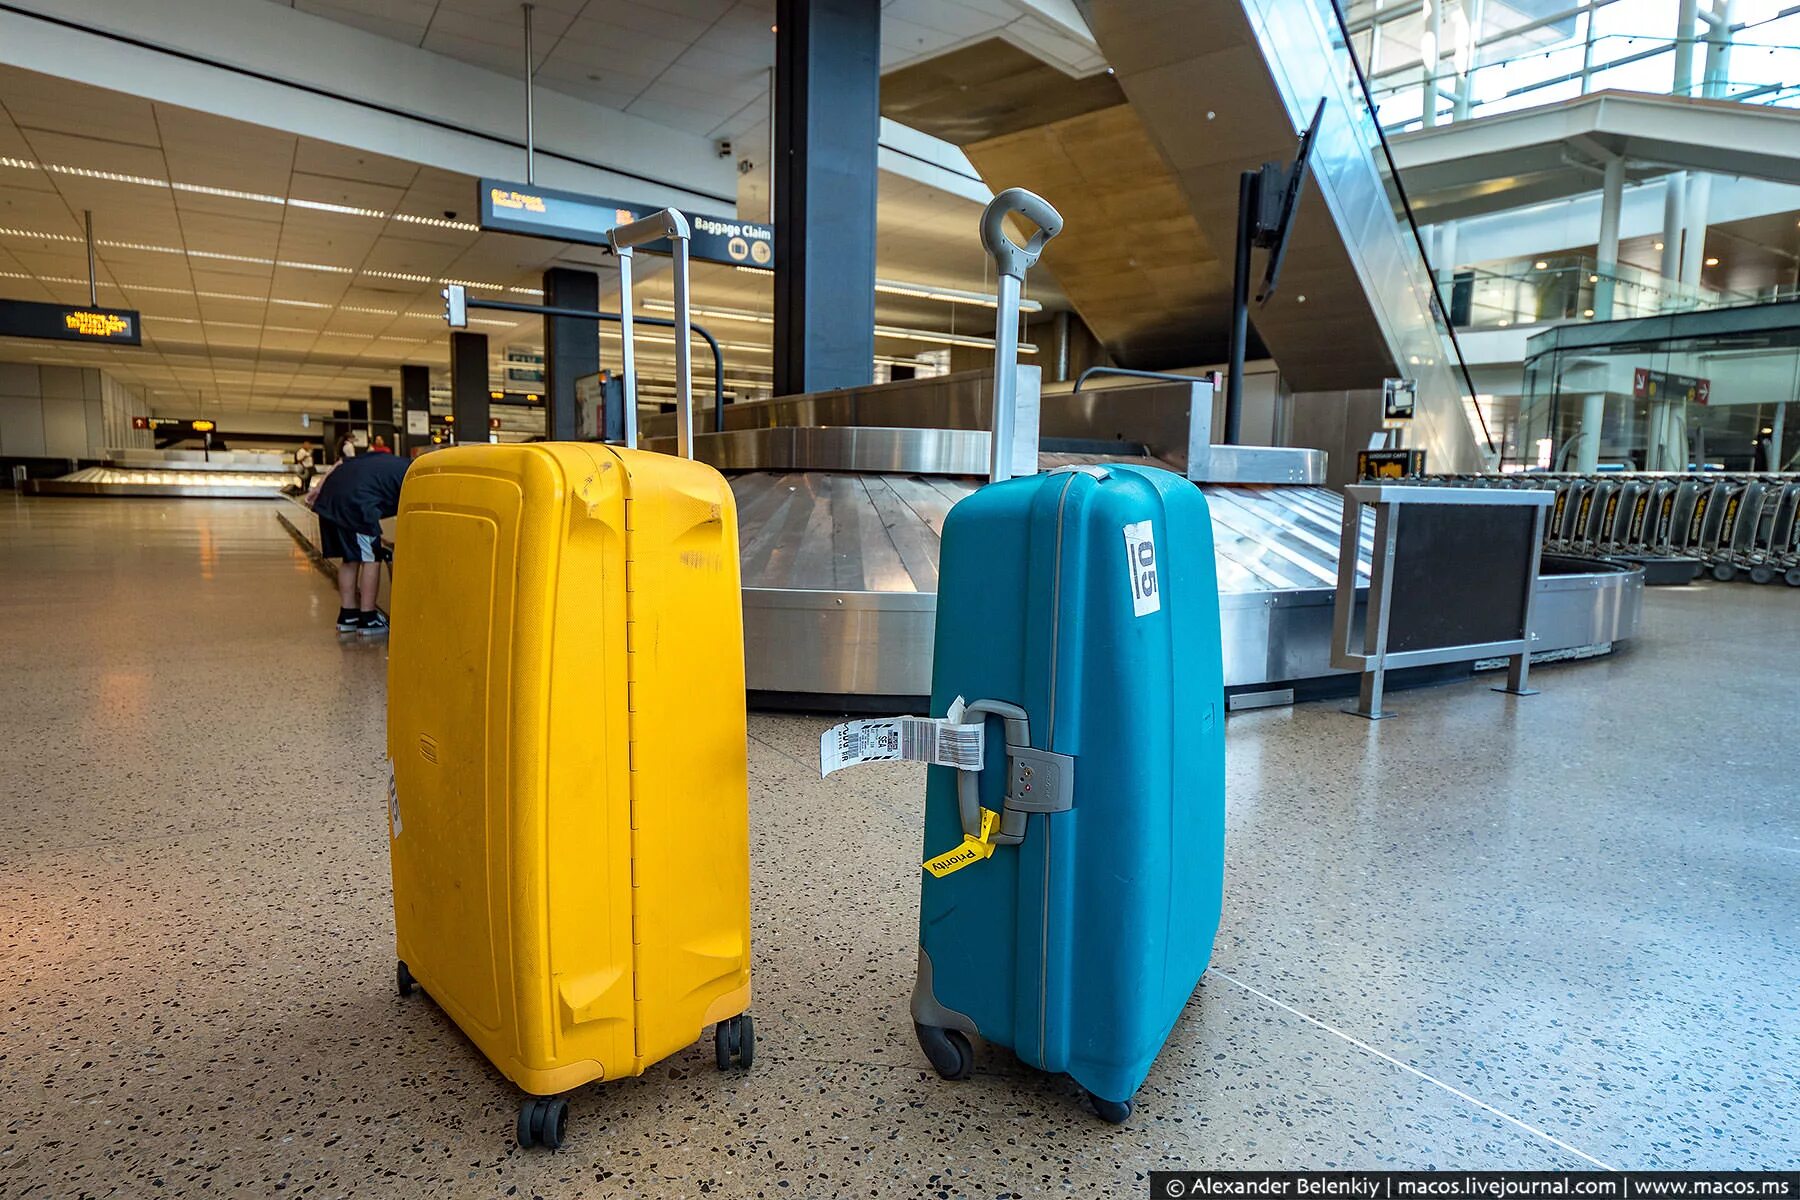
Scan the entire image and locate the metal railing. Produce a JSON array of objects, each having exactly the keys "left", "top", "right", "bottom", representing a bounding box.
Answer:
[
  {"left": 1446, "top": 255, "right": 1800, "bottom": 331},
  {"left": 1366, "top": 25, "right": 1800, "bottom": 133}
]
